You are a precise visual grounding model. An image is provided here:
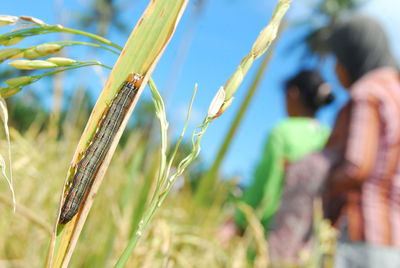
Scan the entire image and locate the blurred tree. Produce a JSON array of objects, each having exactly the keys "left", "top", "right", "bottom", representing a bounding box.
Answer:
[
  {"left": 75, "top": 0, "right": 131, "bottom": 36},
  {"left": 7, "top": 93, "right": 49, "bottom": 133},
  {"left": 298, "top": 0, "right": 366, "bottom": 55}
]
